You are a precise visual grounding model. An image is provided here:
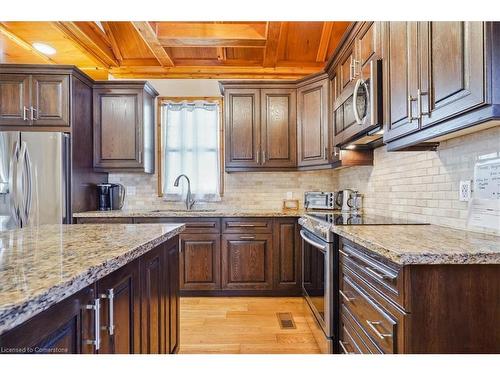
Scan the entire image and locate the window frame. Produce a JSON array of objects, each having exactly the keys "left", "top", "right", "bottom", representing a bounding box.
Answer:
[{"left": 156, "top": 96, "right": 224, "bottom": 198}]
